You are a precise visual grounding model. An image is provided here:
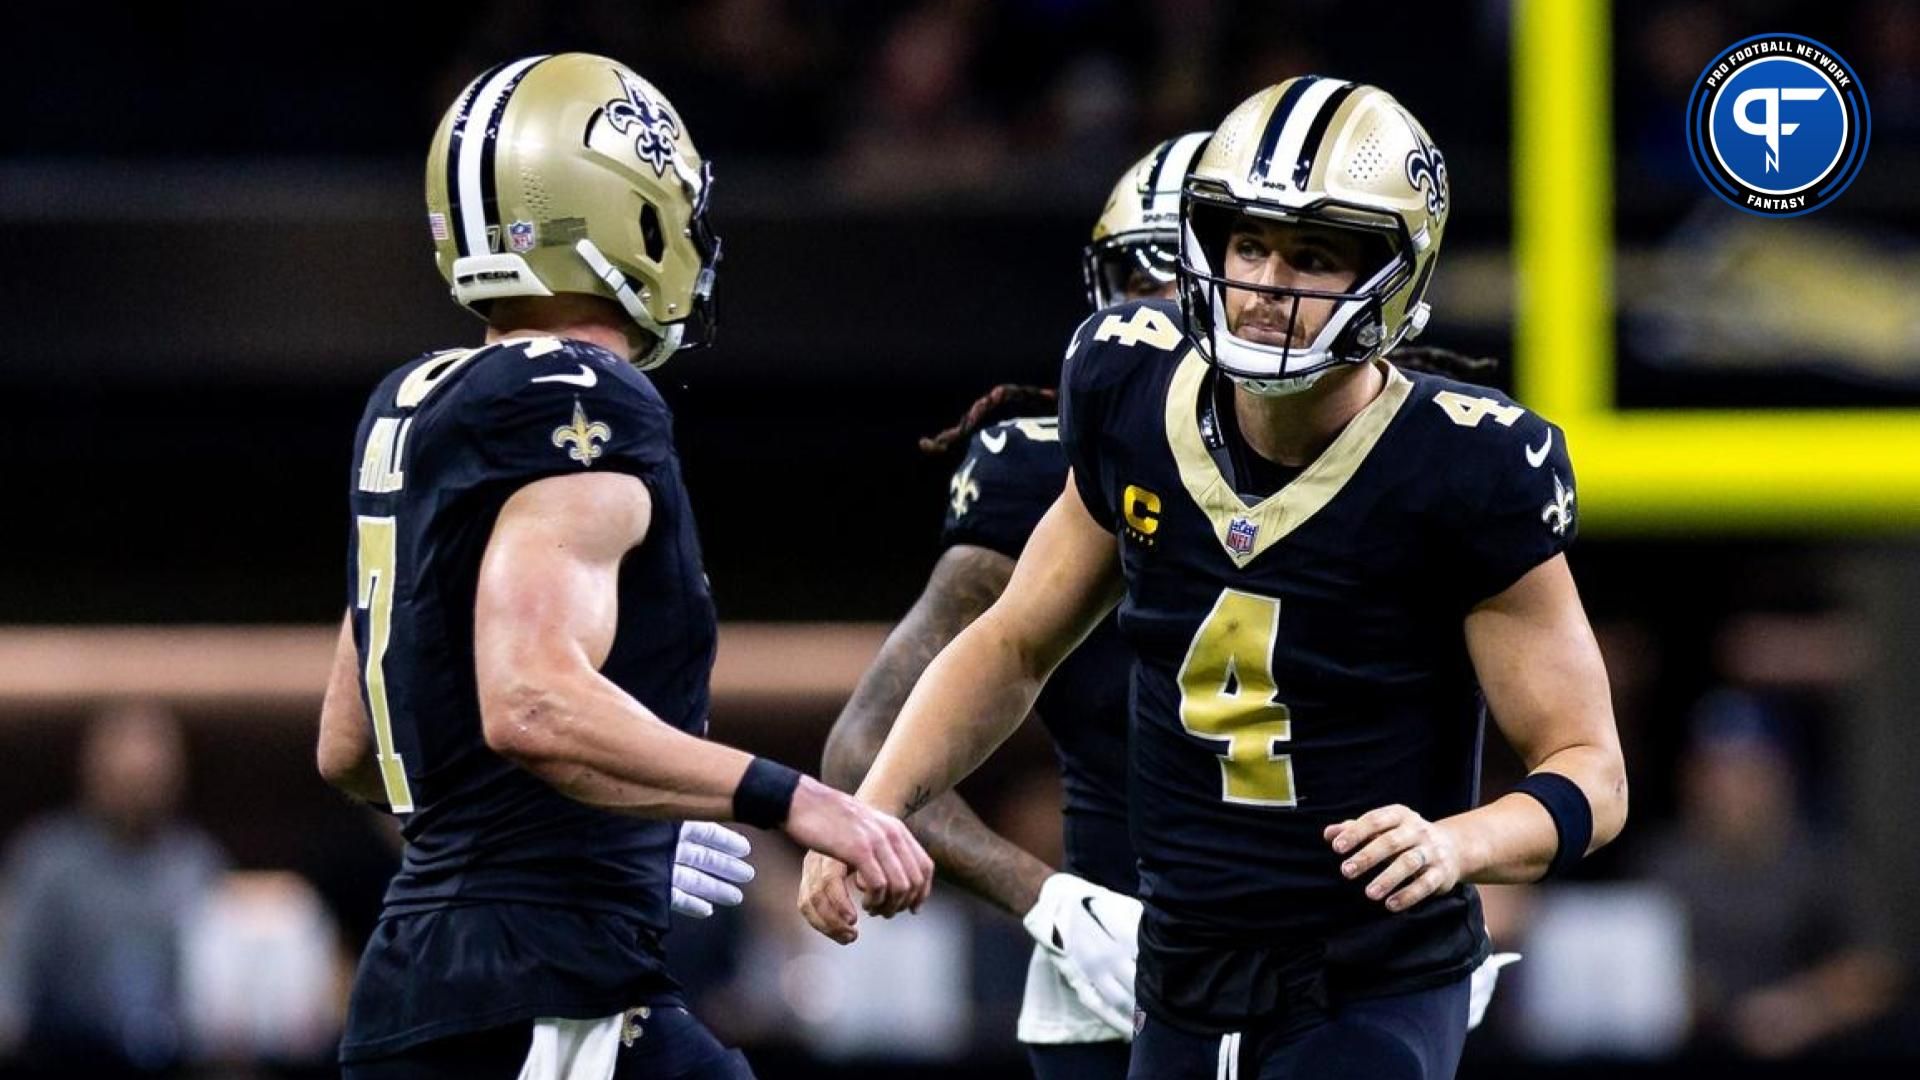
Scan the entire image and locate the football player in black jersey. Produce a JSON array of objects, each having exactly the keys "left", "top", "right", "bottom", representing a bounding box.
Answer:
[
  {"left": 316, "top": 54, "right": 931, "bottom": 1080},
  {"left": 803, "top": 78, "right": 1628, "bottom": 1080},
  {"left": 800, "top": 133, "right": 1209, "bottom": 1080}
]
